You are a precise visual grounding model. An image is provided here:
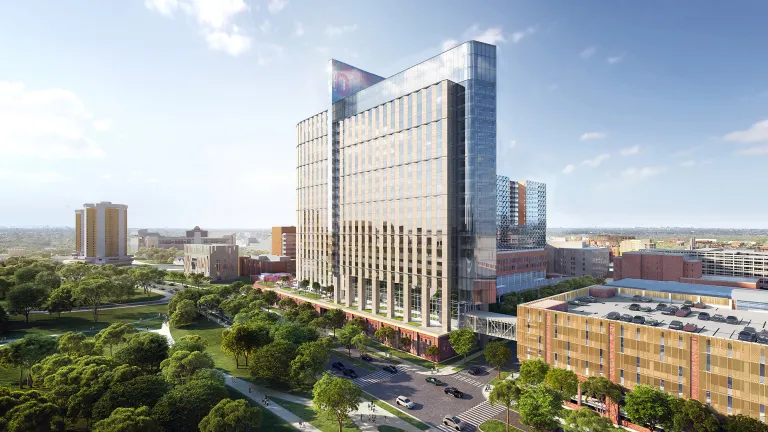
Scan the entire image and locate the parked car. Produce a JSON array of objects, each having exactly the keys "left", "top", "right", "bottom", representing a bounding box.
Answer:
[
  {"left": 639, "top": 306, "right": 653, "bottom": 312},
  {"left": 443, "top": 416, "right": 464, "bottom": 431},
  {"left": 669, "top": 321, "right": 684, "bottom": 330},
  {"left": 655, "top": 303, "right": 668, "bottom": 311},
  {"left": 620, "top": 314, "right": 633, "bottom": 322},
  {"left": 645, "top": 318, "right": 660, "bottom": 327},
  {"left": 343, "top": 368, "right": 358, "bottom": 378},
  {"left": 568, "top": 300, "right": 589, "bottom": 307},
  {"left": 360, "top": 354, "right": 373, "bottom": 362},
  {"left": 757, "top": 331, "right": 768, "bottom": 345},
  {"left": 683, "top": 323, "right": 698, "bottom": 332},
  {"left": 711, "top": 314, "right": 727, "bottom": 323},
  {"left": 396, "top": 396, "right": 415, "bottom": 409},
  {"left": 692, "top": 302, "right": 707, "bottom": 309},
  {"left": 698, "top": 312, "right": 711, "bottom": 321},
  {"left": 581, "top": 296, "right": 598, "bottom": 303},
  {"left": 606, "top": 312, "right": 621, "bottom": 320},
  {"left": 168, "top": 282, "right": 176, "bottom": 286},
  {"left": 726, "top": 316, "right": 740, "bottom": 325},
  {"left": 628, "top": 304, "right": 641, "bottom": 311},
  {"left": 675, "top": 308, "right": 692, "bottom": 317},
  {"left": 632, "top": 295, "right": 643, "bottom": 302},
  {"left": 332, "top": 362, "right": 345, "bottom": 371},
  {"left": 383, "top": 365, "right": 397, "bottom": 373},
  {"left": 640, "top": 296, "right": 653, "bottom": 302},
  {"left": 632, "top": 316, "right": 646, "bottom": 325},
  {"left": 425, "top": 377, "right": 444, "bottom": 386},
  {"left": 467, "top": 366, "right": 484, "bottom": 376},
  {"left": 444, "top": 387, "right": 464, "bottom": 398},
  {"left": 662, "top": 306, "right": 679, "bottom": 316},
  {"left": 683, "top": 300, "right": 694, "bottom": 307},
  {"left": 183, "top": 284, "right": 189, "bottom": 288},
  {"left": 738, "top": 330, "right": 757, "bottom": 342}
]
